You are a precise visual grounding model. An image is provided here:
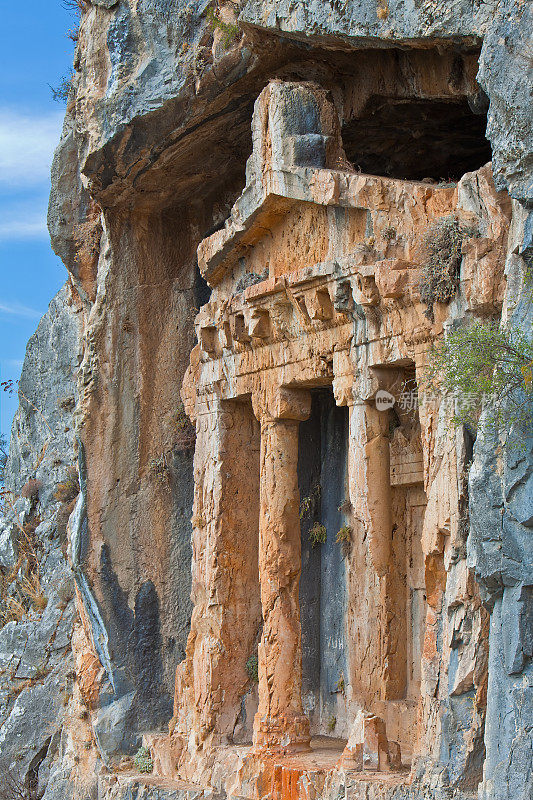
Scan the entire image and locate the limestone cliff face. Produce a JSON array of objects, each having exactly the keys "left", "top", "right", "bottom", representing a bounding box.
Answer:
[
  {"left": 0, "top": 285, "right": 81, "bottom": 795},
  {"left": 468, "top": 210, "right": 533, "bottom": 800},
  {"left": 1, "top": 2, "right": 531, "bottom": 800}
]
